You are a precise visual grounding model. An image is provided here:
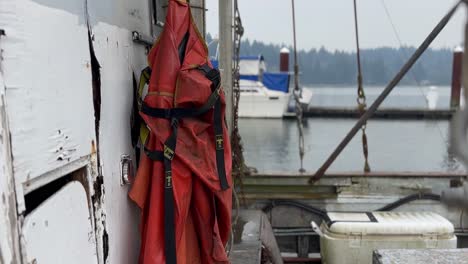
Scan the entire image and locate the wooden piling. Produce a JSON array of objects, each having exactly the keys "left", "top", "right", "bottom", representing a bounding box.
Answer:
[
  {"left": 280, "top": 47, "right": 290, "bottom": 72},
  {"left": 451, "top": 47, "right": 463, "bottom": 109}
]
